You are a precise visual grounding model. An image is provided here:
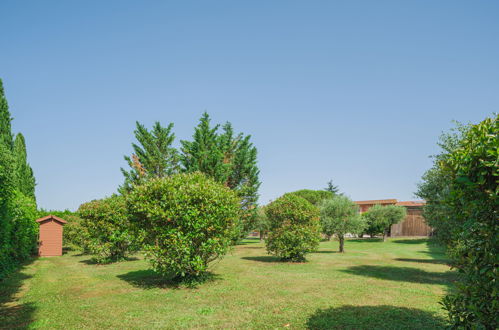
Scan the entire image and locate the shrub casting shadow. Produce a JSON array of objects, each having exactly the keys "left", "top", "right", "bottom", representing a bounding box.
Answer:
[
  {"left": 79, "top": 256, "right": 140, "bottom": 265},
  {"left": 117, "top": 269, "right": 220, "bottom": 289},
  {"left": 306, "top": 305, "right": 447, "bottom": 329},
  {"left": 0, "top": 262, "right": 36, "bottom": 329},
  {"left": 395, "top": 258, "right": 449, "bottom": 265},
  {"left": 241, "top": 256, "right": 282, "bottom": 263},
  {"left": 341, "top": 265, "right": 456, "bottom": 286}
]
